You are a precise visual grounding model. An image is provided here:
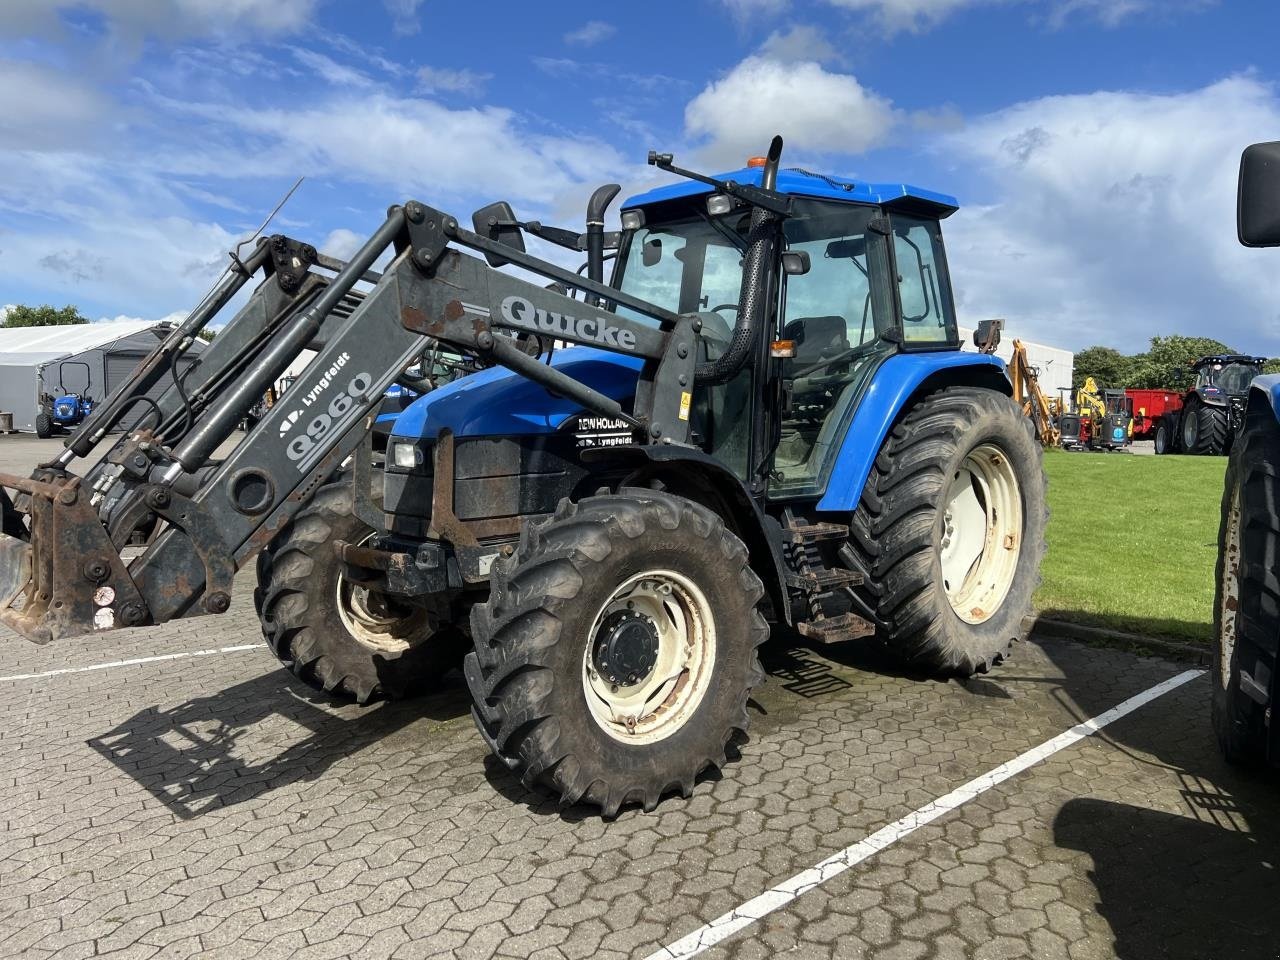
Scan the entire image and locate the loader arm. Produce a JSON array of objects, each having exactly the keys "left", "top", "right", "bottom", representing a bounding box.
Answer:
[{"left": 0, "top": 200, "right": 709, "bottom": 642}]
